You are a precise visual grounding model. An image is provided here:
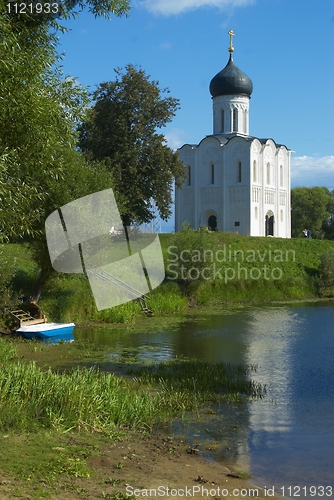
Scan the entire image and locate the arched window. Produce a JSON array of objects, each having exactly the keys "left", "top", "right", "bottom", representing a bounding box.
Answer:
[
  {"left": 233, "top": 109, "right": 238, "bottom": 132},
  {"left": 266, "top": 163, "right": 271, "bottom": 185},
  {"left": 244, "top": 110, "right": 247, "bottom": 134},
  {"left": 253, "top": 160, "right": 257, "bottom": 183},
  {"left": 211, "top": 163, "right": 215, "bottom": 184},
  {"left": 255, "top": 206, "right": 258, "bottom": 219},
  {"left": 187, "top": 165, "right": 191, "bottom": 186},
  {"left": 221, "top": 110, "right": 225, "bottom": 133},
  {"left": 280, "top": 209, "right": 283, "bottom": 222},
  {"left": 238, "top": 161, "right": 242, "bottom": 183},
  {"left": 280, "top": 165, "right": 283, "bottom": 187}
]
